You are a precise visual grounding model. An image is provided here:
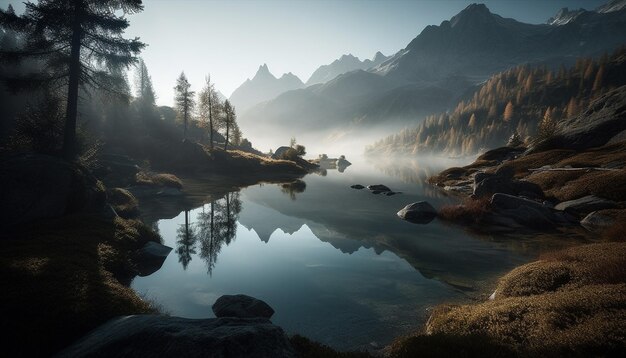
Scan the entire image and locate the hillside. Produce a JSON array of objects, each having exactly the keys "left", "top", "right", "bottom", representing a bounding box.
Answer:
[
  {"left": 239, "top": 2, "right": 626, "bottom": 150},
  {"left": 366, "top": 47, "right": 626, "bottom": 157}
]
